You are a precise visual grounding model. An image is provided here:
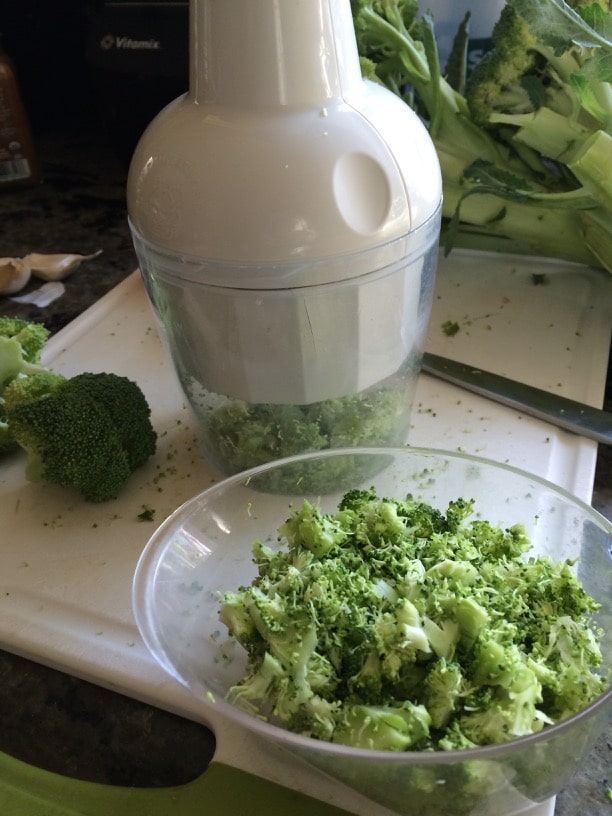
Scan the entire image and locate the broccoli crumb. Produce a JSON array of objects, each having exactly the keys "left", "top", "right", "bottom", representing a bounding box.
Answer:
[
  {"left": 137, "top": 505, "right": 156, "bottom": 522},
  {"left": 441, "top": 320, "right": 460, "bottom": 337}
]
